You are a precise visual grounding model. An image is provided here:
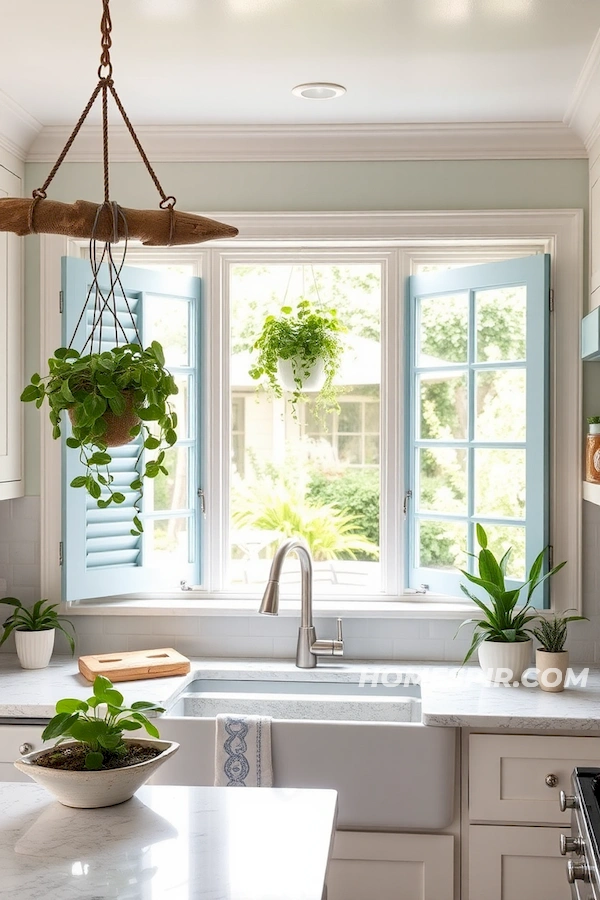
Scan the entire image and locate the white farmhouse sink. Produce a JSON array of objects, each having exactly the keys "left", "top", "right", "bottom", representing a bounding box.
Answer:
[{"left": 151, "top": 669, "right": 456, "bottom": 831}]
